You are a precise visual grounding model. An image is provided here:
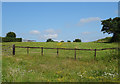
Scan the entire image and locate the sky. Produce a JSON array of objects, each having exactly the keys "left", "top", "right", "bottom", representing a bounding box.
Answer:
[
  {"left": 1, "top": 0, "right": 120, "bottom": 2},
  {"left": 2, "top": 2, "right": 118, "bottom": 42}
]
